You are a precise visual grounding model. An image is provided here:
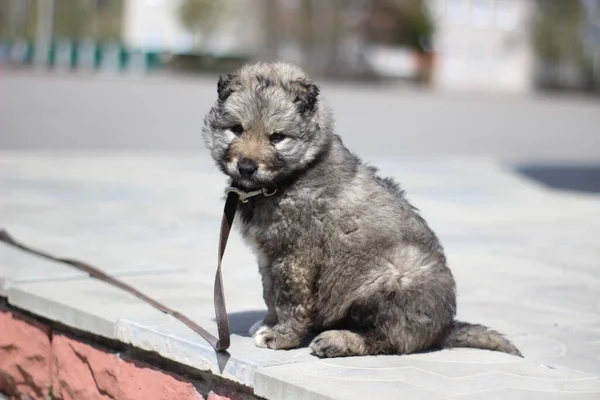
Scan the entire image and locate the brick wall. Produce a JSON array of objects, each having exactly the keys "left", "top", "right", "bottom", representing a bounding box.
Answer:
[{"left": 0, "top": 308, "right": 258, "bottom": 400}]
